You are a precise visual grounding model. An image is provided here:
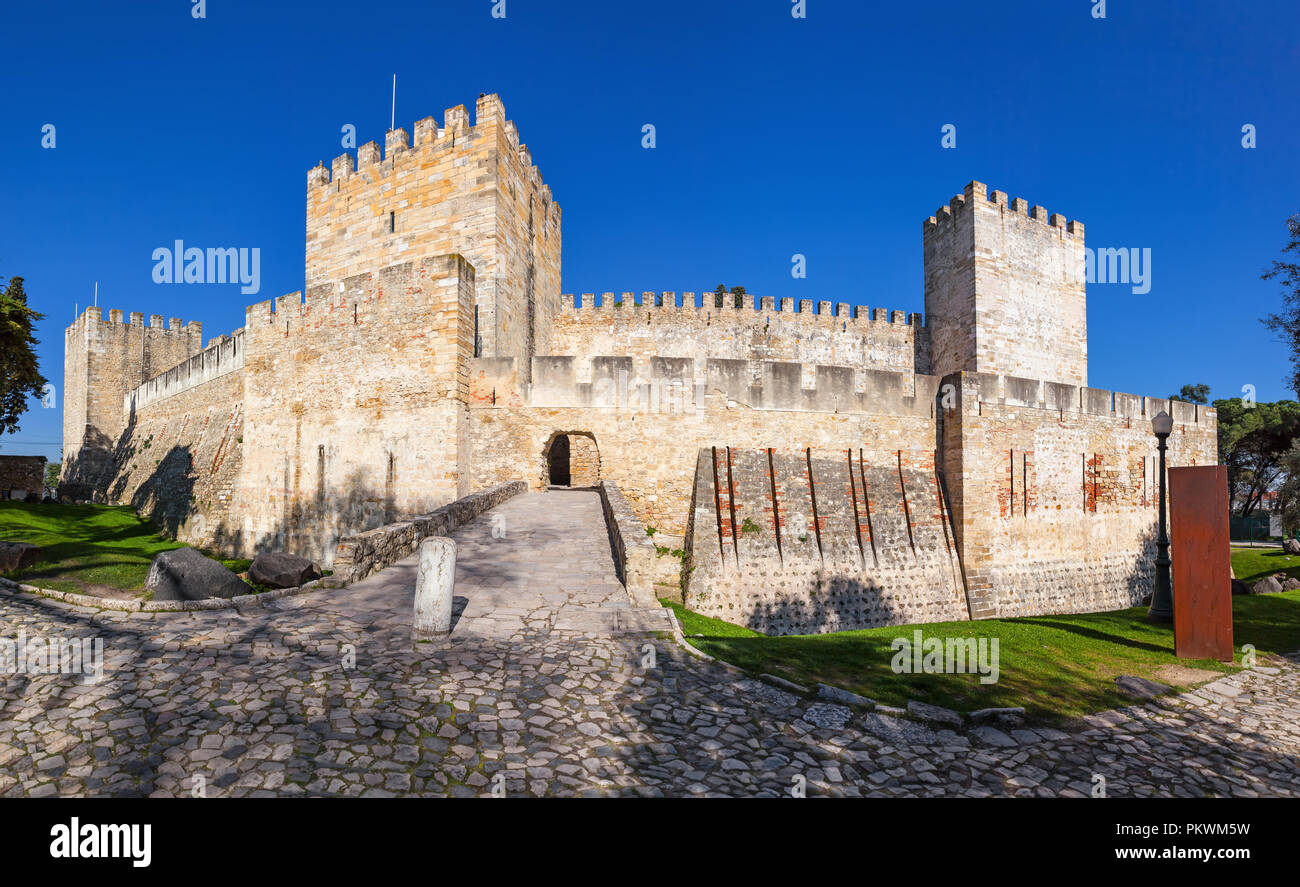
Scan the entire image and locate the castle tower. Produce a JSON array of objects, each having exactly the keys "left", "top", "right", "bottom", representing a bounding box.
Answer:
[
  {"left": 304, "top": 93, "right": 561, "bottom": 382},
  {"left": 923, "top": 181, "right": 1087, "bottom": 387},
  {"left": 61, "top": 308, "right": 202, "bottom": 497}
]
